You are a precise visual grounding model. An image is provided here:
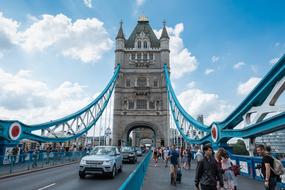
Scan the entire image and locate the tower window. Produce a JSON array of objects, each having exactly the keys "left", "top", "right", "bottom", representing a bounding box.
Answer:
[
  {"left": 126, "top": 79, "right": 131, "bottom": 87},
  {"left": 149, "top": 101, "right": 155, "bottom": 109},
  {"left": 137, "top": 77, "right": 147, "bottom": 87},
  {"left": 143, "top": 41, "right": 148, "bottom": 49},
  {"left": 137, "top": 41, "right": 141, "bottom": 48},
  {"left": 128, "top": 100, "right": 134, "bottom": 109},
  {"left": 149, "top": 53, "right": 153, "bottom": 60},
  {"left": 137, "top": 99, "right": 147, "bottom": 109},
  {"left": 131, "top": 53, "right": 135, "bottom": 60},
  {"left": 154, "top": 80, "right": 158, "bottom": 87}
]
